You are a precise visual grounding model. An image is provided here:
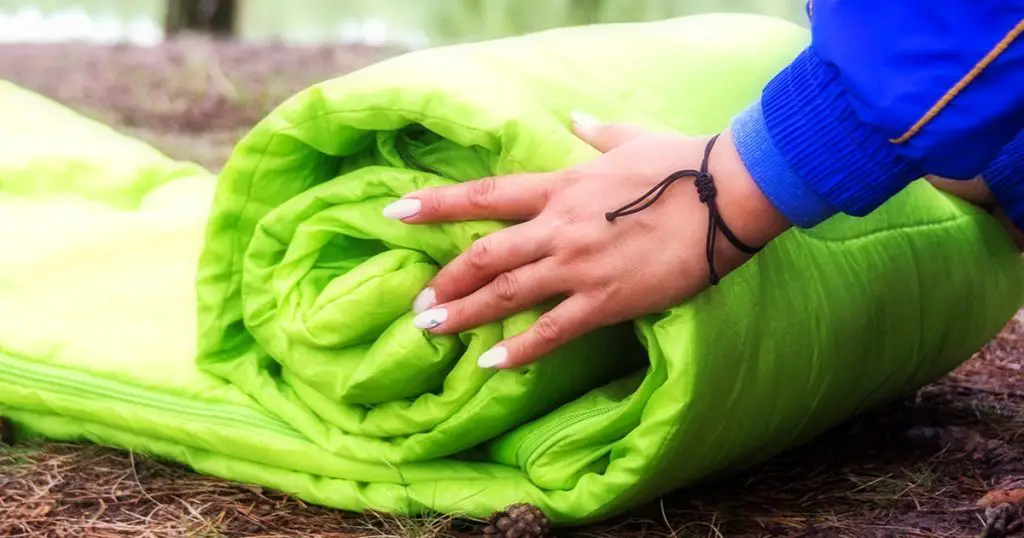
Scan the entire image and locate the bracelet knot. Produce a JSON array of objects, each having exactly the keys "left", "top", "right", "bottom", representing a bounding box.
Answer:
[{"left": 605, "top": 134, "right": 763, "bottom": 285}]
